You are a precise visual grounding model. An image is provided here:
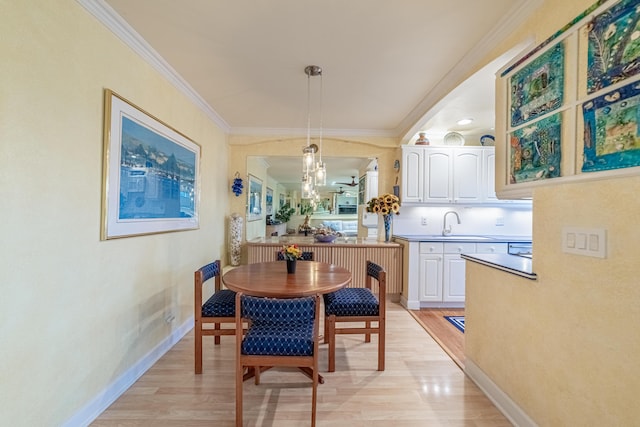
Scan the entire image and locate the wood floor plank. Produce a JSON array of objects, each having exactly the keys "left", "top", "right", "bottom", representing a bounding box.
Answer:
[
  {"left": 91, "top": 303, "right": 507, "bottom": 426},
  {"left": 408, "top": 308, "right": 465, "bottom": 369}
]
